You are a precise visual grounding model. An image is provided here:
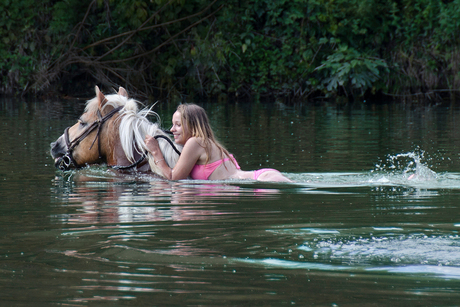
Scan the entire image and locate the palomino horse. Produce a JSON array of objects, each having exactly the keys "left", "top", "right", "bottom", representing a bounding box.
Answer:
[{"left": 50, "top": 86, "right": 181, "bottom": 176}]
